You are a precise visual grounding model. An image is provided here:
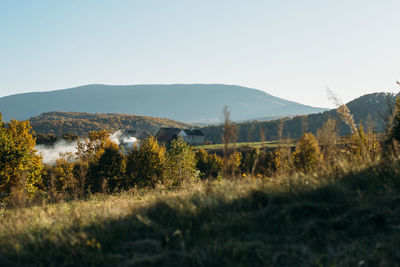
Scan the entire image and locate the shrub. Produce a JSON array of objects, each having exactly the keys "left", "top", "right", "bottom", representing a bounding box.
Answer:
[
  {"left": 126, "top": 136, "right": 166, "bottom": 188},
  {"left": 87, "top": 146, "right": 126, "bottom": 193},
  {"left": 349, "top": 124, "right": 381, "bottom": 163},
  {"left": 240, "top": 148, "right": 259, "bottom": 175},
  {"left": 75, "top": 130, "right": 119, "bottom": 193},
  {"left": 253, "top": 149, "right": 278, "bottom": 177},
  {"left": 274, "top": 146, "right": 294, "bottom": 176},
  {"left": 317, "top": 119, "right": 339, "bottom": 166},
  {"left": 227, "top": 151, "right": 242, "bottom": 176},
  {"left": 195, "top": 149, "right": 223, "bottom": 179},
  {"left": 164, "top": 137, "right": 198, "bottom": 186},
  {"left": 52, "top": 153, "right": 78, "bottom": 198},
  {"left": 292, "top": 133, "right": 322, "bottom": 173}
]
